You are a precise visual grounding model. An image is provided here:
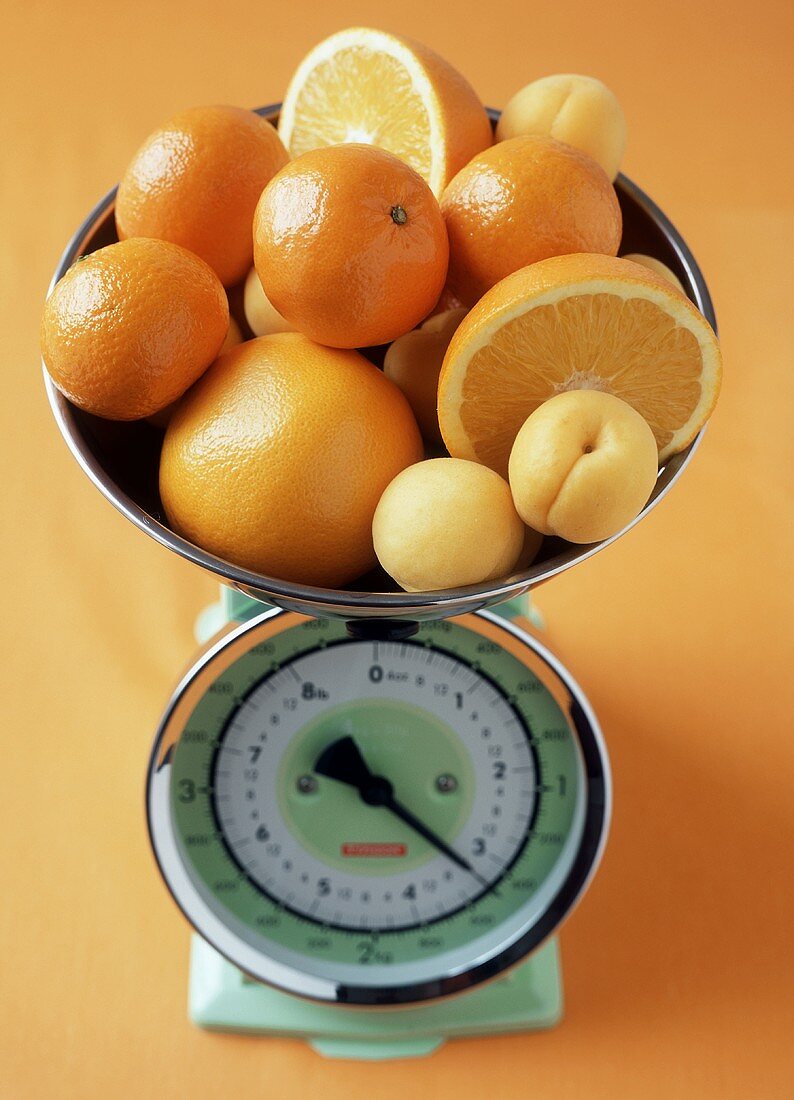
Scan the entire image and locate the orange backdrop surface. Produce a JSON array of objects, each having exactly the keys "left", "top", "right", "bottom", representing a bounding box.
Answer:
[{"left": 2, "top": 1, "right": 793, "bottom": 1097}]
